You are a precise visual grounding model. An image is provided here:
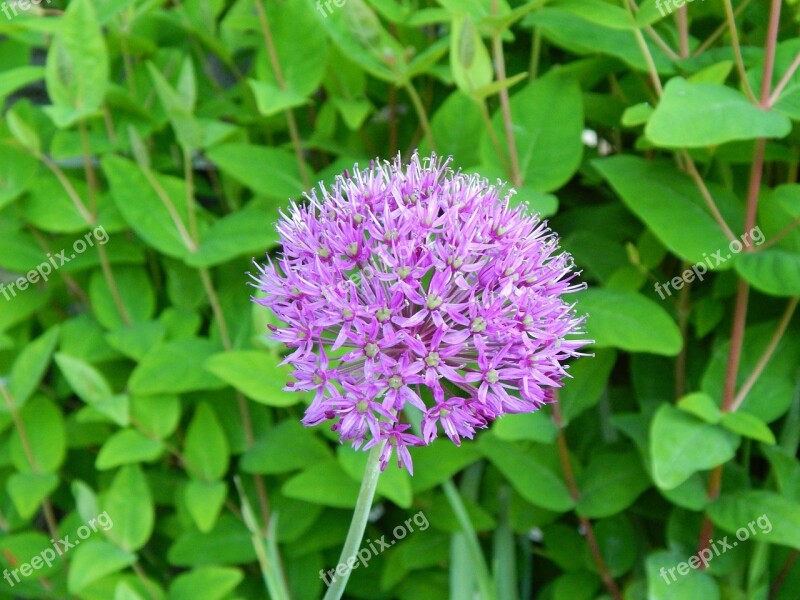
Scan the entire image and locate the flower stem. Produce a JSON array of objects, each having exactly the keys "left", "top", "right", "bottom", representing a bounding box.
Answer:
[
  {"left": 442, "top": 480, "right": 498, "bottom": 600},
  {"left": 323, "top": 441, "right": 386, "bottom": 600}
]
